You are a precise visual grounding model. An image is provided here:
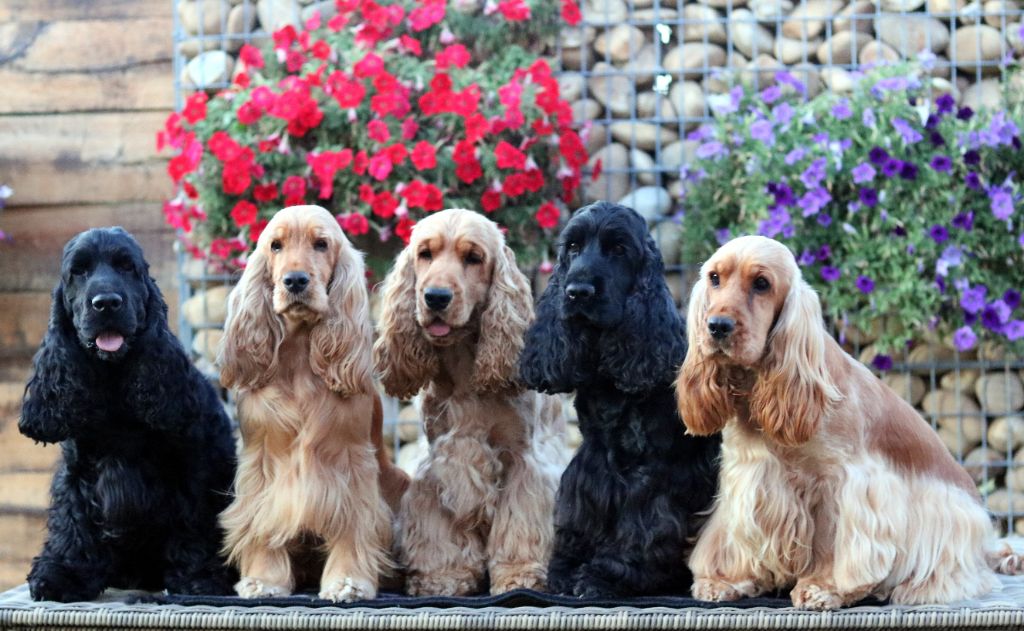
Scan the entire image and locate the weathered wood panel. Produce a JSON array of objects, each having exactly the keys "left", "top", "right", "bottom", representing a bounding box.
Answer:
[
  {"left": 0, "top": 409, "right": 58, "bottom": 473},
  {"left": 0, "top": 204, "right": 177, "bottom": 292},
  {"left": 0, "top": 0, "right": 168, "bottom": 22},
  {"left": 0, "top": 112, "right": 172, "bottom": 206},
  {"left": 0, "top": 19, "right": 174, "bottom": 113},
  {"left": 0, "top": 511, "right": 46, "bottom": 590}
]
